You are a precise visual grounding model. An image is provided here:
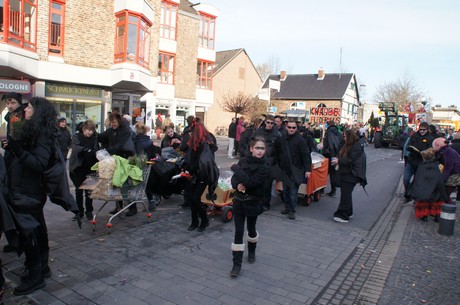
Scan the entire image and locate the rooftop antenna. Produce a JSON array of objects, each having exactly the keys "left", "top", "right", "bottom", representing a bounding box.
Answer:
[{"left": 339, "top": 47, "right": 342, "bottom": 80}]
